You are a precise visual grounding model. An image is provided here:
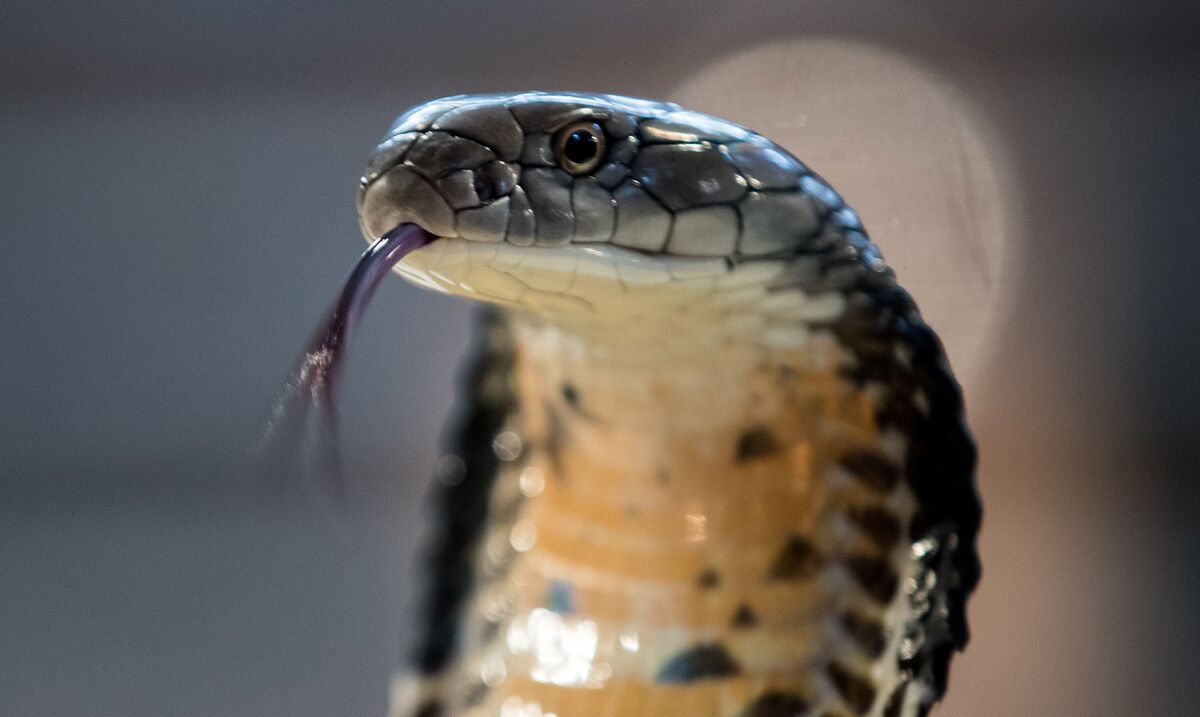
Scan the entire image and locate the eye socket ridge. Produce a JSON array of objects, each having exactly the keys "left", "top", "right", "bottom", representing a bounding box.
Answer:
[{"left": 554, "top": 120, "right": 606, "bottom": 175}]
